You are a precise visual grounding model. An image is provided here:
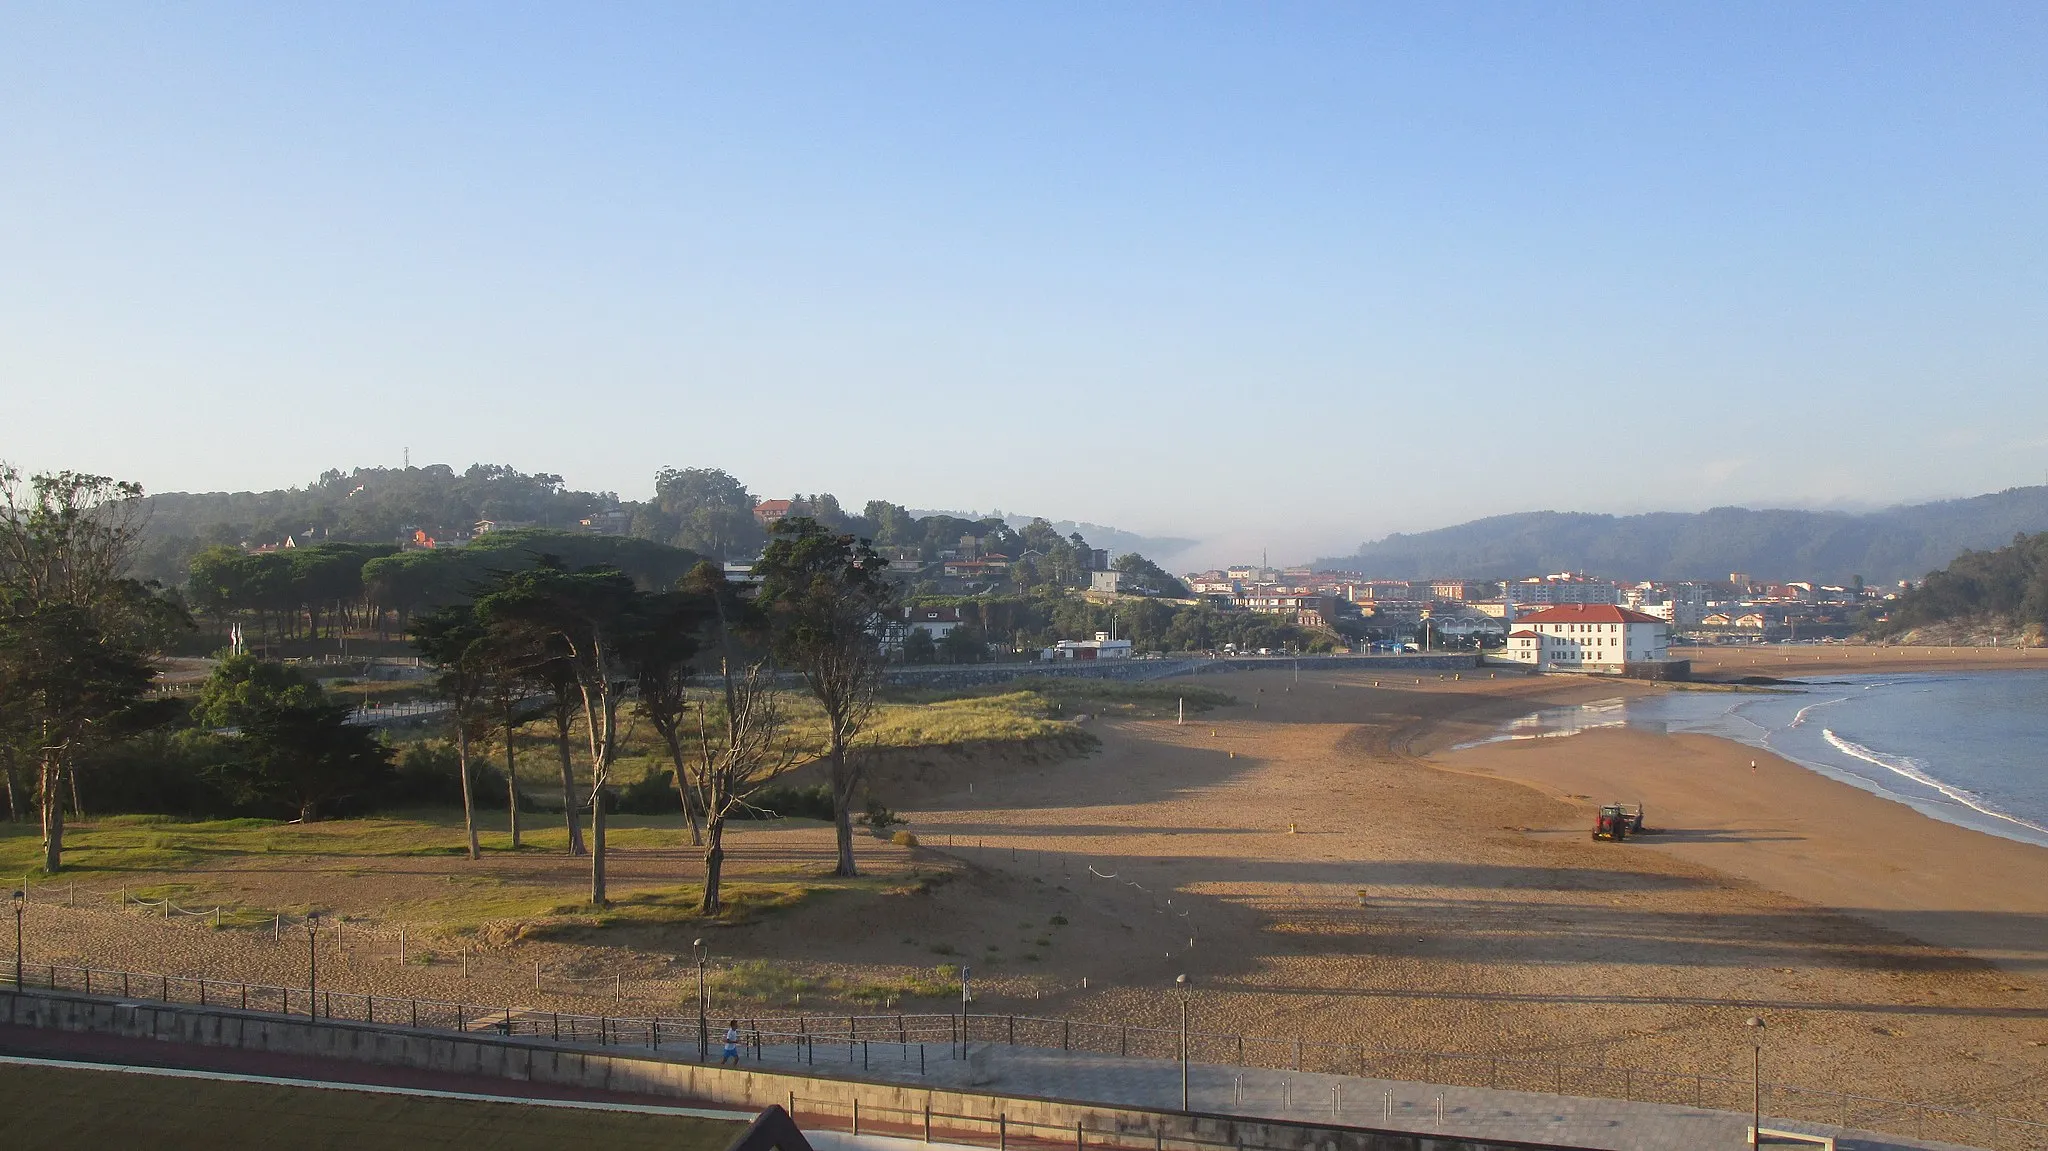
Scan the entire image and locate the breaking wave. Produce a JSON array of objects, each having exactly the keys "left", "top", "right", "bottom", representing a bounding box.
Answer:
[{"left": 1822, "top": 729, "right": 2048, "bottom": 837}]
